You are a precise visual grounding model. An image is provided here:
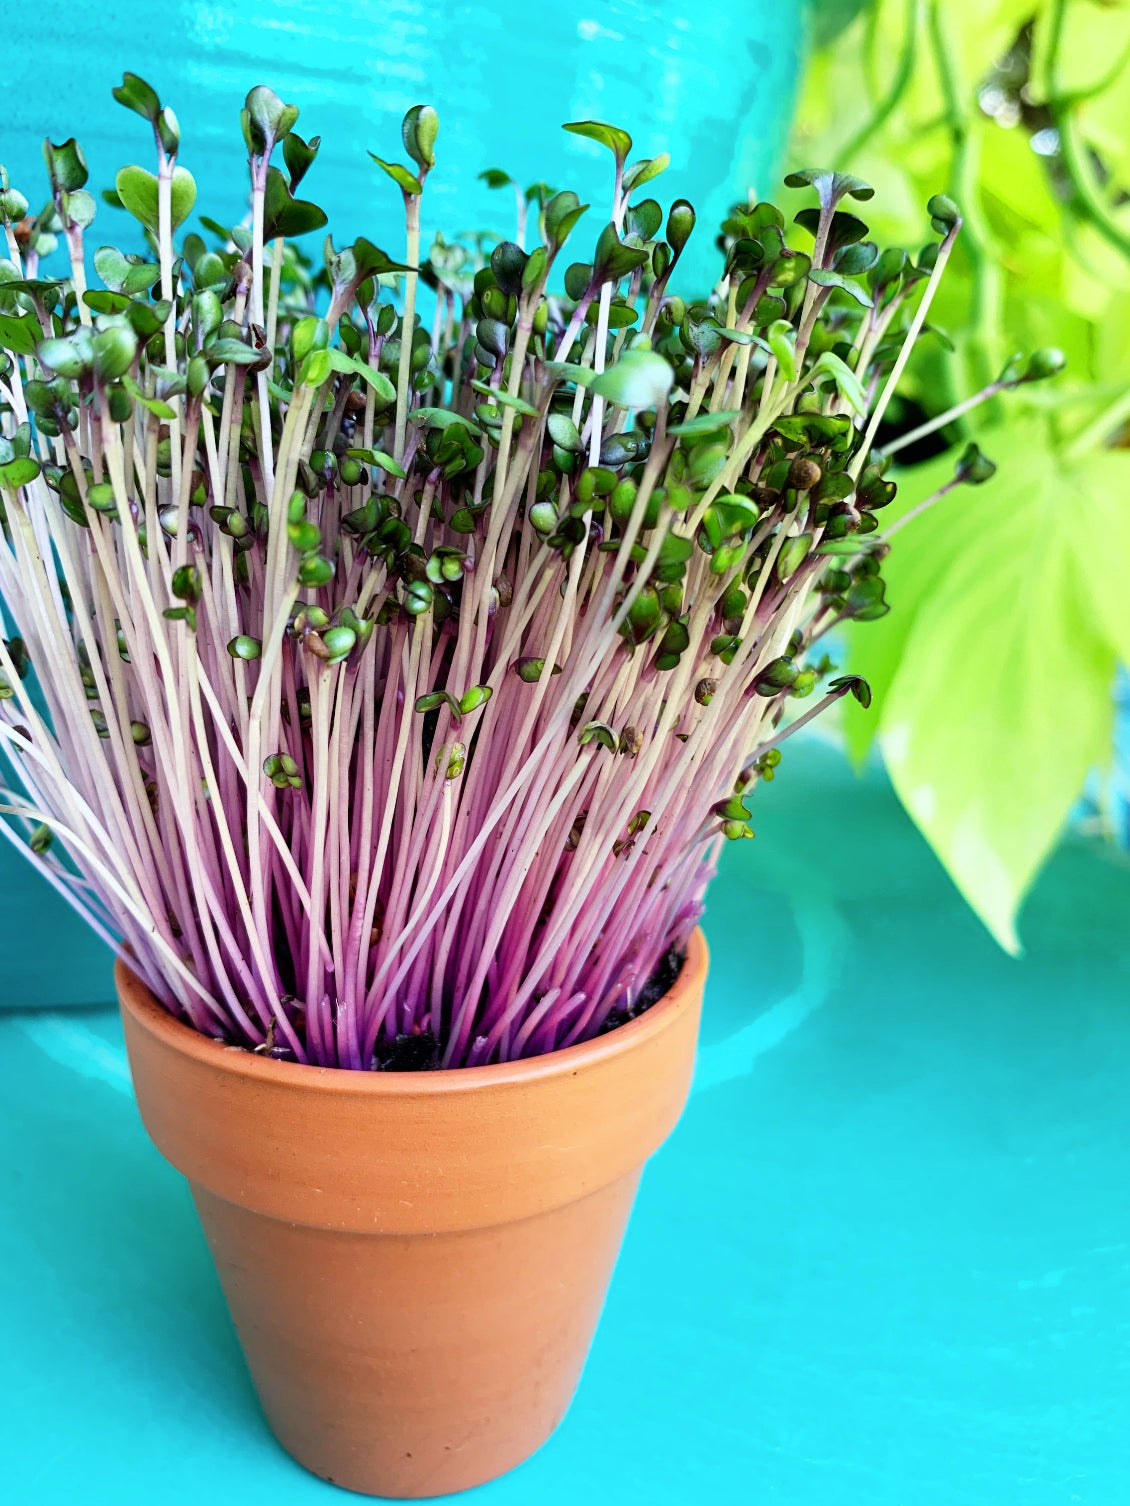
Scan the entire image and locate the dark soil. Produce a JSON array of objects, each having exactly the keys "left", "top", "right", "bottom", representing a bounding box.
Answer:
[
  {"left": 371, "top": 946, "right": 686, "bottom": 1068},
  {"left": 235, "top": 948, "right": 686, "bottom": 1070},
  {"left": 595, "top": 945, "right": 685, "bottom": 1036},
  {"left": 374, "top": 1031, "right": 441, "bottom": 1072}
]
